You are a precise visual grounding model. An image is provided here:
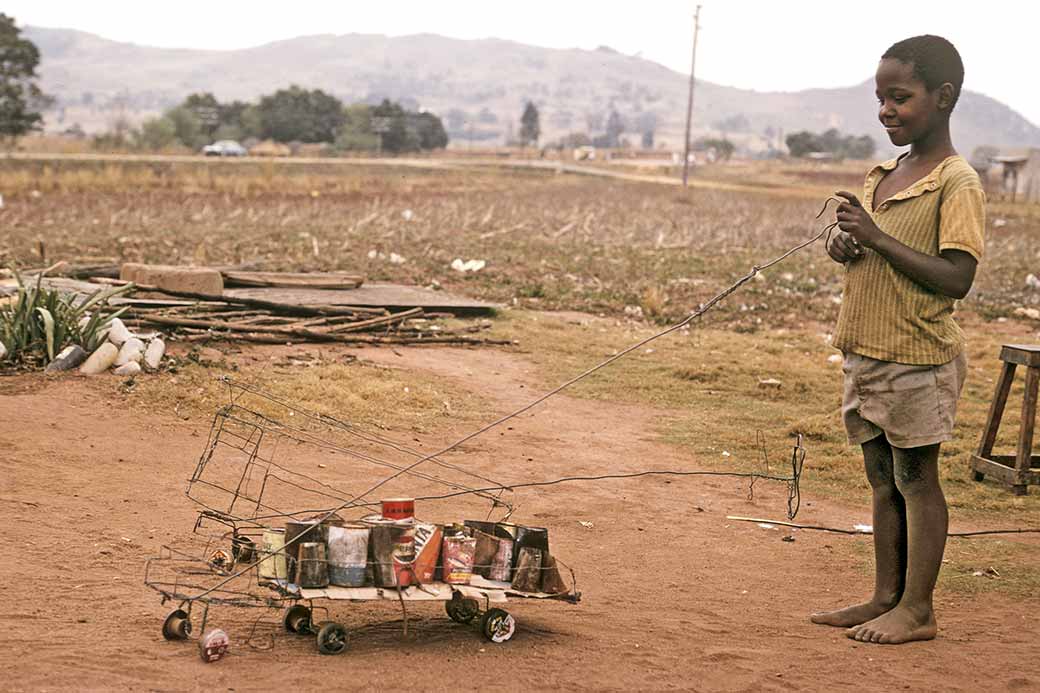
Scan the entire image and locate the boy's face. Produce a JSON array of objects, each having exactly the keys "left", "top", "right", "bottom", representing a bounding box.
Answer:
[{"left": 874, "top": 58, "right": 946, "bottom": 147}]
